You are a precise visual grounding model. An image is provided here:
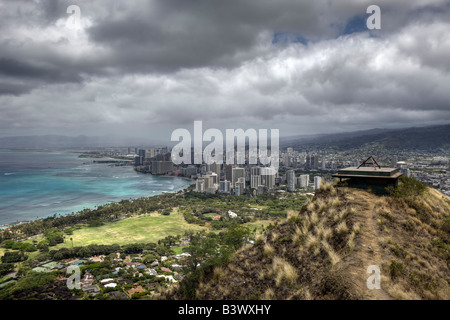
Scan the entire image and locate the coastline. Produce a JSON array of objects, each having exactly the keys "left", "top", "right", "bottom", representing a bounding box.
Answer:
[
  {"left": 0, "top": 182, "right": 194, "bottom": 230},
  {"left": 0, "top": 150, "right": 194, "bottom": 227}
]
